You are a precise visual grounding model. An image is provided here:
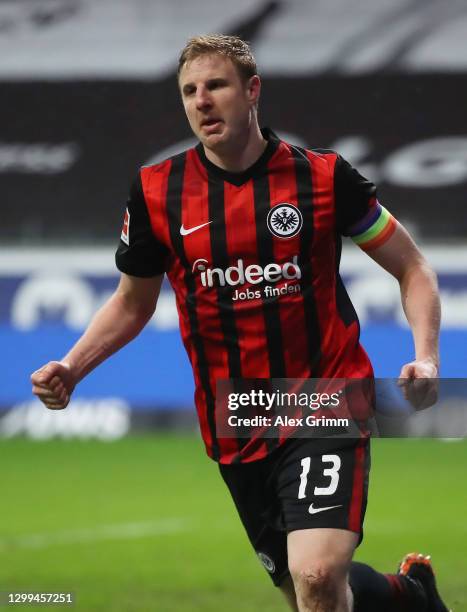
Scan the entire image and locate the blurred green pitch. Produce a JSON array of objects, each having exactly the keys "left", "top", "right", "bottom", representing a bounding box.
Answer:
[{"left": 1, "top": 436, "right": 465, "bottom": 611}]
